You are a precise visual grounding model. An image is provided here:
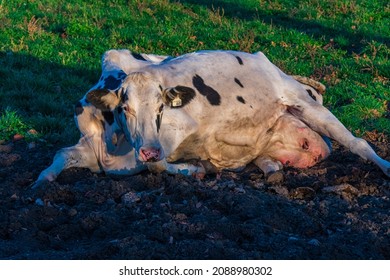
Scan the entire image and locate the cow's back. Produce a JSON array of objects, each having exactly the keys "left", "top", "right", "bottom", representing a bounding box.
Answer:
[{"left": 149, "top": 51, "right": 288, "bottom": 120}]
